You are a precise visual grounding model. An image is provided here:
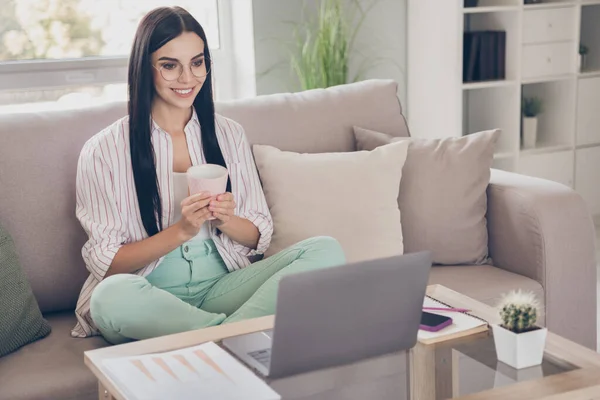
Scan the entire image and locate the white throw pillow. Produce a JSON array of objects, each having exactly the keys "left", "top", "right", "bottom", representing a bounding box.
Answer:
[{"left": 252, "top": 140, "right": 410, "bottom": 263}]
